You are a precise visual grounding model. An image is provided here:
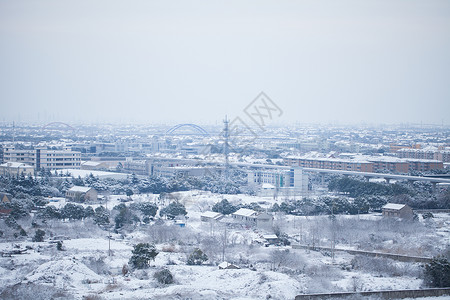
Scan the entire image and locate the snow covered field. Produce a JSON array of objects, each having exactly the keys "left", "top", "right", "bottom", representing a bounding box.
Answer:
[{"left": 1, "top": 191, "right": 449, "bottom": 299}]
